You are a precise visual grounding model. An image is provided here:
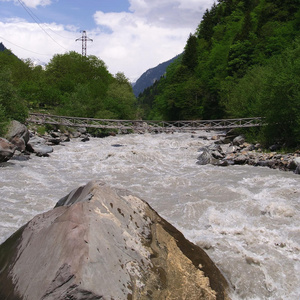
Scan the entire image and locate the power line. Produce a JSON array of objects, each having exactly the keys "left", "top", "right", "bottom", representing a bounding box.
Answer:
[
  {"left": 0, "top": 35, "right": 51, "bottom": 56},
  {"left": 16, "top": 0, "right": 69, "bottom": 51},
  {"left": 16, "top": 0, "right": 74, "bottom": 40}
]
